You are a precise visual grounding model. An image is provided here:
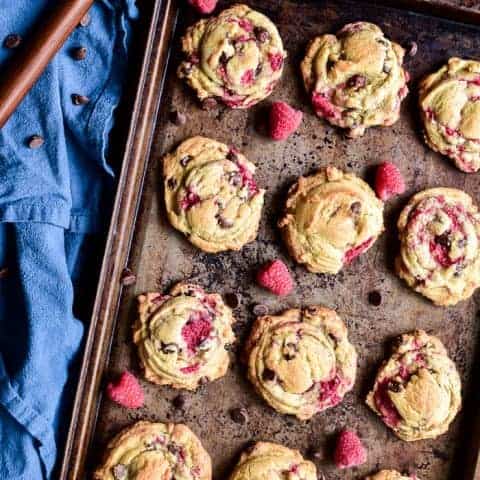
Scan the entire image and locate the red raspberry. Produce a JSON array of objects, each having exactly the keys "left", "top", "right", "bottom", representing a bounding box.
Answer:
[
  {"left": 375, "top": 162, "right": 405, "bottom": 201},
  {"left": 106, "top": 371, "right": 144, "bottom": 409},
  {"left": 256, "top": 260, "right": 294, "bottom": 296},
  {"left": 334, "top": 429, "right": 367, "bottom": 469},
  {"left": 269, "top": 101, "right": 303, "bottom": 141},
  {"left": 187, "top": 0, "right": 217, "bottom": 14}
]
